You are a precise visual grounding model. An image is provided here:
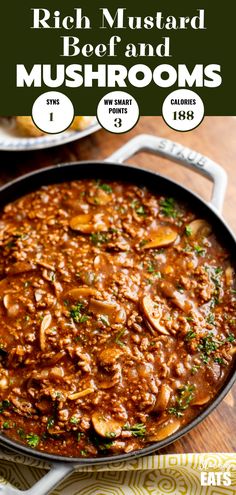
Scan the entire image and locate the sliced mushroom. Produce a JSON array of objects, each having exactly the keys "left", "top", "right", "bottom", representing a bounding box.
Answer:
[
  {"left": 141, "top": 294, "right": 169, "bottom": 335},
  {"left": 98, "top": 370, "right": 121, "bottom": 389},
  {"left": 99, "top": 348, "right": 123, "bottom": 367},
  {"left": 30, "top": 369, "right": 49, "bottom": 380},
  {"left": 47, "top": 429, "right": 66, "bottom": 436},
  {"left": 50, "top": 366, "right": 65, "bottom": 379},
  {"left": 3, "top": 294, "right": 11, "bottom": 310},
  {"left": 116, "top": 307, "right": 127, "bottom": 324},
  {"left": 68, "top": 387, "right": 94, "bottom": 400},
  {"left": 225, "top": 265, "right": 234, "bottom": 287},
  {"left": 69, "top": 213, "right": 91, "bottom": 231},
  {"left": 92, "top": 412, "right": 122, "bottom": 438},
  {"left": 36, "top": 260, "right": 55, "bottom": 271},
  {"left": 6, "top": 261, "right": 35, "bottom": 276},
  {"left": 44, "top": 351, "right": 66, "bottom": 365},
  {"left": 3, "top": 294, "right": 20, "bottom": 317},
  {"left": 35, "top": 398, "right": 52, "bottom": 413},
  {"left": 94, "top": 254, "right": 108, "bottom": 269},
  {"left": 69, "top": 213, "right": 107, "bottom": 233},
  {"left": 40, "top": 313, "right": 52, "bottom": 351},
  {"left": 0, "top": 375, "right": 8, "bottom": 390},
  {"left": 34, "top": 290, "right": 43, "bottom": 302},
  {"left": 148, "top": 419, "right": 180, "bottom": 442},
  {"left": 65, "top": 287, "right": 99, "bottom": 299},
  {"left": 191, "top": 394, "right": 211, "bottom": 406},
  {"left": 106, "top": 440, "right": 126, "bottom": 452},
  {"left": 89, "top": 298, "right": 126, "bottom": 325},
  {"left": 160, "top": 281, "right": 194, "bottom": 312},
  {"left": 153, "top": 384, "right": 172, "bottom": 413},
  {"left": 186, "top": 219, "right": 212, "bottom": 238},
  {"left": 142, "top": 226, "right": 178, "bottom": 250},
  {"left": 11, "top": 397, "right": 36, "bottom": 416},
  {"left": 87, "top": 188, "right": 112, "bottom": 206}
]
